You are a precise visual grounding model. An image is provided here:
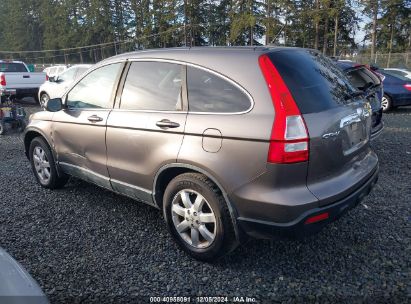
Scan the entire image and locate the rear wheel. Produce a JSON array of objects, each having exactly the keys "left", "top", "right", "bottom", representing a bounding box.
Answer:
[
  {"left": 381, "top": 94, "right": 392, "bottom": 112},
  {"left": 29, "top": 137, "right": 69, "bottom": 189},
  {"left": 163, "top": 173, "right": 237, "bottom": 261}
]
